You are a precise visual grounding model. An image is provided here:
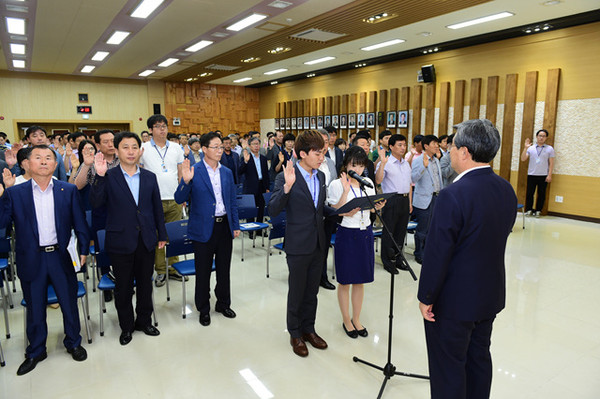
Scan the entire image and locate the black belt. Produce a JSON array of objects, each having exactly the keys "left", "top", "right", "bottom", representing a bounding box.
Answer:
[
  {"left": 214, "top": 216, "right": 227, "bottom": 223},
  {"left": 39, "top": 244, "right": 59, "bottom": 252},
  {"left": 398, "top": 193, "right": 409, "bottom": 197}
]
